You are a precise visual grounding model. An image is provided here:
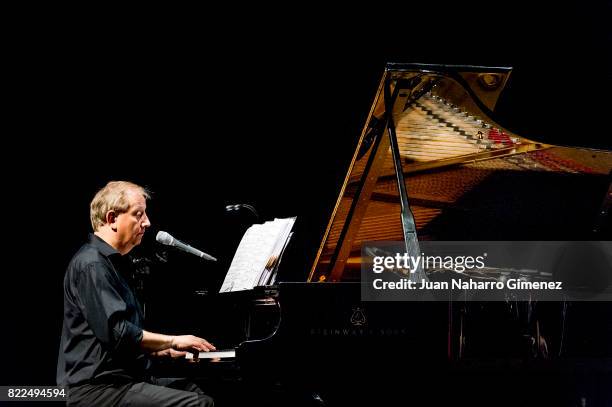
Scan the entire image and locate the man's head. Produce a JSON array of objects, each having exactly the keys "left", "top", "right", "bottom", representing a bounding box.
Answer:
[{"left": 90, "top": 181, "right": 152, "bottom": 255}]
